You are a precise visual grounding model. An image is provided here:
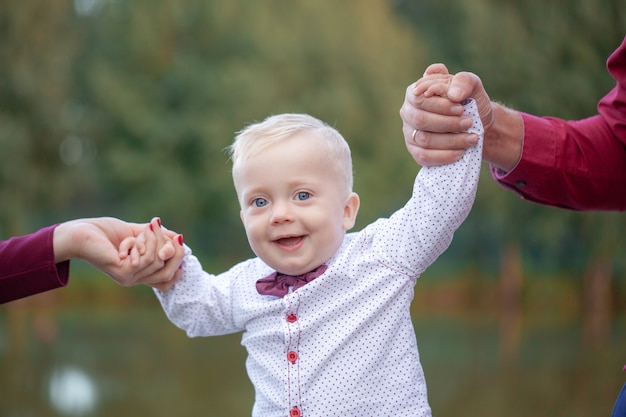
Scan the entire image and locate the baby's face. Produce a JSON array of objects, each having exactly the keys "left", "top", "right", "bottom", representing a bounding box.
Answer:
[{"left": 234, "top": 132, "right": 359, "bottom": 276}]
